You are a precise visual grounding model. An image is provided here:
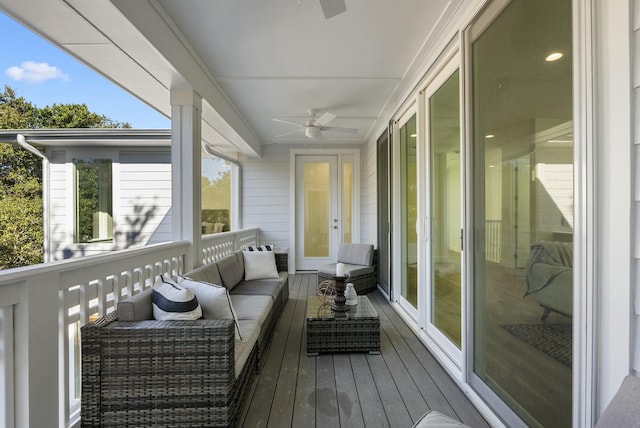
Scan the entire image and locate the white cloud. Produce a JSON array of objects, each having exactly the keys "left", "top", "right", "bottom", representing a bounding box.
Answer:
[{"left": 5, "top": 61, "right": 70, "bottom": 83}]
